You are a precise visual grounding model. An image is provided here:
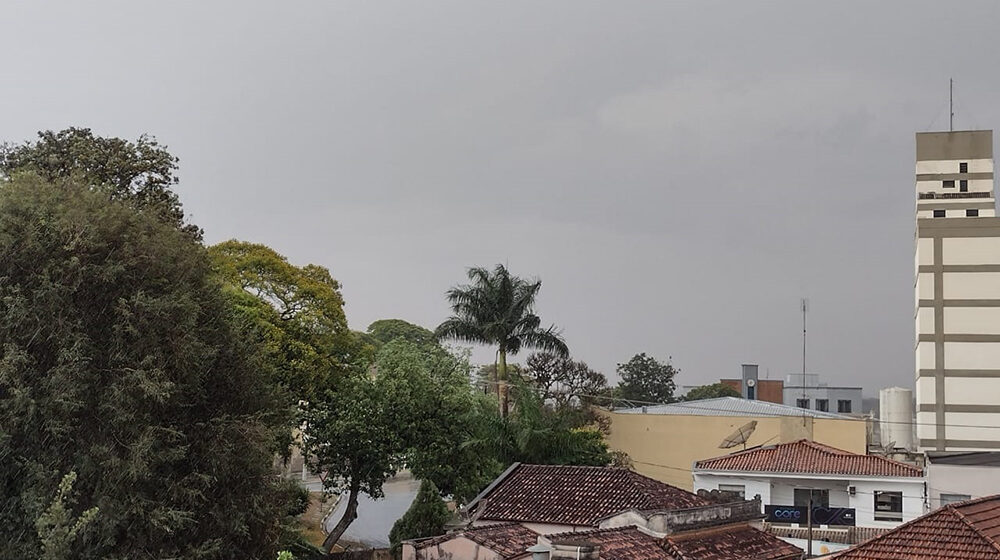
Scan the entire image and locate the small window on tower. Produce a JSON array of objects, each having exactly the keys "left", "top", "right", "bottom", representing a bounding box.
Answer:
[
  {"left": 934, "top": 210, "right": 946, "bottom": 218},
  {"left": 816, "top": 399, "right": 829, "bottom": 412},
  {"left": 960, "top": 162, "right": 969, "bottom": 173},
  {"left": 943, "top": 180, "right": 956, "bottom": 188},
  {"left": 968, "top": 209, "right": 979, "bottom": 217},
  {"left": 960, "top": 180, "right": 968, "bottom": 192}
]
